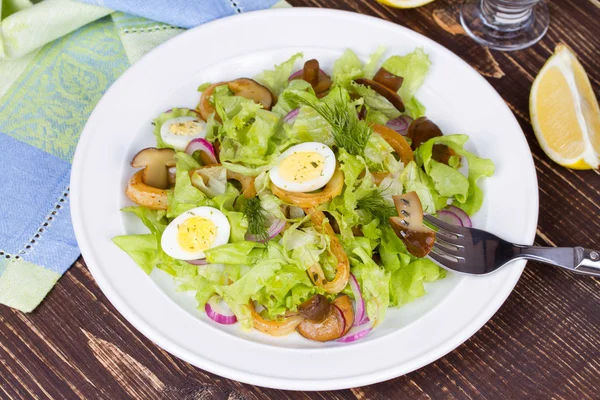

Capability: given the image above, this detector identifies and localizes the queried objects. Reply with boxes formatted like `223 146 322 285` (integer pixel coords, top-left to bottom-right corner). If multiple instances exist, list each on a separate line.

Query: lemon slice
530 44 600 169
376 0 435 9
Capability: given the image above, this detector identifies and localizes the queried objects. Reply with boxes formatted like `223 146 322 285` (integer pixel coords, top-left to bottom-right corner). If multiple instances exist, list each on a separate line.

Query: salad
113 48 494 343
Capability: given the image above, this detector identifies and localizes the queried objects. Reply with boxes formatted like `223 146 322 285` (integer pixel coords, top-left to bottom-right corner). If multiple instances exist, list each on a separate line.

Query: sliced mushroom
333 295 354 336
389 192 436 258
226 169 257 198
126 170 168 210
407 117 443 149
354 78 405 113
197 81 227 121
227 78 273 110
298 294 331 323
372 124 414 166
297 301 345 342
249 302 305 336
292 59 332 95
131 148 176 190
407 117 458 165
373 67 404 92
297 295 354 341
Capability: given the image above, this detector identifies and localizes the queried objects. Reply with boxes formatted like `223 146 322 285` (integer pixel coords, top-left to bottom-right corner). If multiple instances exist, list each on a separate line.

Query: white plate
71 9 538 390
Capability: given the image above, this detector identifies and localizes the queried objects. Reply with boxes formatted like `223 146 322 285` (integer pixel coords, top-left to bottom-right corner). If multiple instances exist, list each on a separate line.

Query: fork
423 215 600 277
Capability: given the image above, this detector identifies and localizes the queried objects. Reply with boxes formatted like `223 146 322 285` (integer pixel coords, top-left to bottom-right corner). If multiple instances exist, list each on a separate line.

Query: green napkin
0 0 289 312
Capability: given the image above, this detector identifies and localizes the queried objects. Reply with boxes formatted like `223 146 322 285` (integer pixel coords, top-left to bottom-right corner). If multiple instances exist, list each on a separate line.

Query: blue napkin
78 0 279 28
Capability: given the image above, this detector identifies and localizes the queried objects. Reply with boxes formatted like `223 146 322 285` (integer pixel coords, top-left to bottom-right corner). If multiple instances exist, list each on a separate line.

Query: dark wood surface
2 0 599 398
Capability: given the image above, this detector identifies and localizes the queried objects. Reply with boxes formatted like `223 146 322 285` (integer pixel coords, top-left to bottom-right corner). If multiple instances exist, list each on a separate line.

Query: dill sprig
357 189 397 225
243 196 269 242
290 92 372 157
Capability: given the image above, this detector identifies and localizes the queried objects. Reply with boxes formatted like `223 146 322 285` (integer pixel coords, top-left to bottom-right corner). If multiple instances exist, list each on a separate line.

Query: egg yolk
169 120 203 136
279 152 325 183
177 217 217 253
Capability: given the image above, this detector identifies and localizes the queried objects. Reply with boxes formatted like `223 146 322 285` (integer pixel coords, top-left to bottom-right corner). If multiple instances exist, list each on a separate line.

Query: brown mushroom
298 294 331 323
297 295 354 341
389 192 436 258
354 78 405 112
333 295 354 336
249 302 305 336
131 148 176 190
407 117 458 165
373 67 404 92
372 124 414 166
126 170 169 210
227 78 273 110
407 117 443 149
291 59 332 95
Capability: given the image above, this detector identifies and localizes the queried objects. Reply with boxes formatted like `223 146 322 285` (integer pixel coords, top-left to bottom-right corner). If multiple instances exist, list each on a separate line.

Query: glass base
460 1 550 51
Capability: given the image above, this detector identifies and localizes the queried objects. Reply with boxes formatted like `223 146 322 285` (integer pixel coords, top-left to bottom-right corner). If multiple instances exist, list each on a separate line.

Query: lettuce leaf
389 259 446 307
167 152 210 218
350 82 401 120
254 52 304 96
112 234 158 274
289 106 334 146
332 49 364 88
400 161 447 214
254 264 317 318
351 247 390 326
382 48 431 107
416 134 495 215
333 47 387 88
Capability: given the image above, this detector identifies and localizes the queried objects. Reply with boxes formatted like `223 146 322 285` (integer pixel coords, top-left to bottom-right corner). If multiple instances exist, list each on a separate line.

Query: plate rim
70 8 539 390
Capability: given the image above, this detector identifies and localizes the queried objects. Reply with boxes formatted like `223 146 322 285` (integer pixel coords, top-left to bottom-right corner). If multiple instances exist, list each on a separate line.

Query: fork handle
515 246 600 277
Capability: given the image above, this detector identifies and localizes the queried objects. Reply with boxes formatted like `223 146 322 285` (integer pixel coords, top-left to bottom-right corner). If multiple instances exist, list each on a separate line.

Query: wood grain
1 0 599 398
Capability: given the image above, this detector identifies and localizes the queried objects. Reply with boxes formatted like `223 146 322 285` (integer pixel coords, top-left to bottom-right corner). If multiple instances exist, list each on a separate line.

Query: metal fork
423 215 600 277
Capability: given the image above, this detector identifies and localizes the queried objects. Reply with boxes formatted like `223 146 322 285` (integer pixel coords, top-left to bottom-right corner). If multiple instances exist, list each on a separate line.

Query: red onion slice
288 68 328 81
444 205 472 228
185 138 218 164
283 108 300 125
186 258 208 266
336 322 373 343
349 273 368 326
205 296 237 325
386 116 413 136
245 219 286 242
437 210 463 227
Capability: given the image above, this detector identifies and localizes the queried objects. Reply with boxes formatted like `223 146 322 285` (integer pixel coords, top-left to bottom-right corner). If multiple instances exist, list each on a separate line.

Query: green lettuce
254 264 317 318
332 47 387 88
382 48 431 108
416 134 495 215
167 152 210 218
112 234 158 274
401 161 447 214
332 49 364 88
289 106 334 146
351 247 390 326
254 52 304 96
389 259 446 306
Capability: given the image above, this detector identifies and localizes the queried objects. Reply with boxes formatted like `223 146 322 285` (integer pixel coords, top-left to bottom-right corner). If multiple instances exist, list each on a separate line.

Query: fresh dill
357 189 397 225
290 91 372 157
243 196 269 242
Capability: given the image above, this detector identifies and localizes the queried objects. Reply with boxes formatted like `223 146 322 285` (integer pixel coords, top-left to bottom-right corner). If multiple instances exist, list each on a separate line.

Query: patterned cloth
0 0 287 312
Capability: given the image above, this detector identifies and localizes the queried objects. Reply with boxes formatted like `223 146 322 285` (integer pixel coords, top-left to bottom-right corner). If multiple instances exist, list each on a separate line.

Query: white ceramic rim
71 8 539 390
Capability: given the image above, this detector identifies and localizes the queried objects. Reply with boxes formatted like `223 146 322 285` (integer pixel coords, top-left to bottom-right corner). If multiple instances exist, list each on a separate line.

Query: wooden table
2 1 599 398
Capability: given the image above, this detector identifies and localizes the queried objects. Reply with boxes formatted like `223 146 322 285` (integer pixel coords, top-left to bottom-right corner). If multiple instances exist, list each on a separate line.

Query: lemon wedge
530 44 600 169
376 0 435 9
